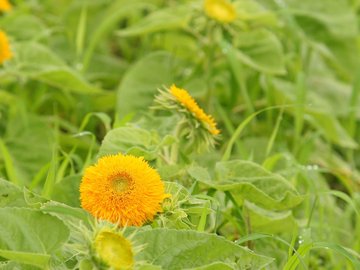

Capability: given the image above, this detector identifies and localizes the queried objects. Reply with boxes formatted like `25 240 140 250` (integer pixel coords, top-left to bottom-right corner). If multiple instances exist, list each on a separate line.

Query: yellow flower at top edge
0 0 12 12
80 153 168 227
170 84 220 135
204 0 237 23
94 228 134 270
0 30 12 64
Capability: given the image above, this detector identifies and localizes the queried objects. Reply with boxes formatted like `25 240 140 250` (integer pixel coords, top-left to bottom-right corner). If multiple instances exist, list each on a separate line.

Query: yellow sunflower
0 0 12 12
80 154 167 227
204 0 237 23
0 30 11 64
170 84 220 135
94 228 134 270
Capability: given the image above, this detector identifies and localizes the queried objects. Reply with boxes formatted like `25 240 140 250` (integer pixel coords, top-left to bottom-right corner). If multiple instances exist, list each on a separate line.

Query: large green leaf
243 201 297 234
40 201 91 226
117 5 190 37
285 0 357 39
0 208 69 268
51 174 81 207
82 0 156 68
0 179 27 207
234 29 285 74
14 43 103 94
235 0 278 27
186 262 235 270
1 115 54 185
1 14 46 41
98 126 158 159
132 228 273 269
189 161 303 210
116 51 180 118
306 112 358 149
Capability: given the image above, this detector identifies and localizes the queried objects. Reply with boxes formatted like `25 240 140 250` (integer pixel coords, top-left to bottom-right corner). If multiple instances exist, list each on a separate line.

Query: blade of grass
41 146 58 198
236 232 307 269
76 6 87 58
319 191 360 217
313 242 360 268
215 101 248 158
0 139 20 185
29 163 51 191
293 72 306 154
222 105 294 161
347 67 360 137
223 43 254 115
197 201 211 232
266 107 284 157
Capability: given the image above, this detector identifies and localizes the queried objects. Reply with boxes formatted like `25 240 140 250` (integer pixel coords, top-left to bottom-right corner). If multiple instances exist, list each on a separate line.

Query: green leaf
286 0 357 38
0 251 50 269
51 175 81 207
0 91 15 105
40 201 90 225
117 6 190 37
116 51 181 118
0 179 27 207
1 14 46 41
243 201 297 234
0 261 31 270
235 0 278 27
185 262 235 270
0 208 69 268
34 69 103 94
2 115 54 185
137 265 163 270
98 126 159 159
14 43 103 94
132 228 273 269
83 0 154 69
190 161 303 210
306 111 358 149
234 29 285 74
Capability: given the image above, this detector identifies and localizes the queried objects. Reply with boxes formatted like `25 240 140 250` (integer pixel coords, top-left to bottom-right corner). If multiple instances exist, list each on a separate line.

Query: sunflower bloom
94 228 134 270
170 84 220 135
80 154 167 226
0 31 11 64
204 0 236 23
0 0 12 12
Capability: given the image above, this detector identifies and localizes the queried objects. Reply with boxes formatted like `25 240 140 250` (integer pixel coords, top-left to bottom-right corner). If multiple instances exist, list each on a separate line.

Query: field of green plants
1 0 360 269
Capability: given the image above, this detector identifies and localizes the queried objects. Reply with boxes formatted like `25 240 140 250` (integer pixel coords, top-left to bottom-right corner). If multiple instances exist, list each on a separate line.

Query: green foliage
116 52 180 119
132 228 273 269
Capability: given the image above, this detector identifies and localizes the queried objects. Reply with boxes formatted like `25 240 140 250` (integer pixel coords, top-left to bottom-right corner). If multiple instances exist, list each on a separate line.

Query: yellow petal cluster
0 30 11 64
204 0 237 23
170 84 220 135
0 0 12 12
80 153 167 226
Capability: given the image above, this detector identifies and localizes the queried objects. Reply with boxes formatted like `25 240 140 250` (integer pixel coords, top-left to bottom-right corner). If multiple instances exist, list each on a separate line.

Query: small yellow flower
94 228 134 270
170 84 220 135
204 0 237 23
0 0 12 12
0 30 11 64
80 153 167 227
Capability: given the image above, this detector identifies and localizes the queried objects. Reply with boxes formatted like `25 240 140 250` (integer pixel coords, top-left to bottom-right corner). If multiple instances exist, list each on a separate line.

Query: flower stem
170 121 183 164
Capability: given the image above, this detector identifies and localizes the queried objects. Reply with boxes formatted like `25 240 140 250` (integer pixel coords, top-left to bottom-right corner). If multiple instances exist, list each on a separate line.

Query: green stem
170 121 183 164
204 22 217 110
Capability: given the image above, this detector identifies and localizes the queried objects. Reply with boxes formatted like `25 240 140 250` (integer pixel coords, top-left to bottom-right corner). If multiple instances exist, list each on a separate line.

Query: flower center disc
112 173 132 193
